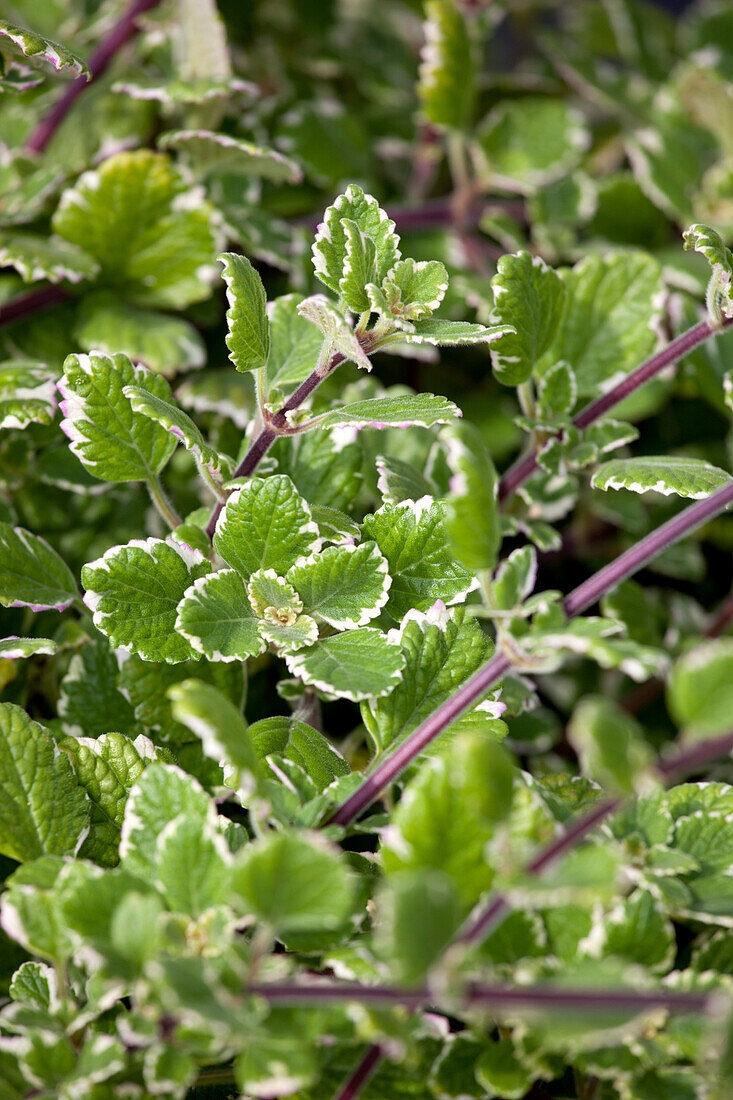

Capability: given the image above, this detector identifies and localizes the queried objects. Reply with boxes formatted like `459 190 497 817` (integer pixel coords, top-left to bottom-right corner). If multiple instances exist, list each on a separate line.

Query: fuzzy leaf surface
175 570 264 662
214 475 320 578
266 294 324 392
318 392 460 430
312 183 400 297
286 542 391 629
0 20 89 78
219 251 270 372
418 0 475 131
284 629 405 702
489 251 566 385
591 455 732 499
123 385 225 473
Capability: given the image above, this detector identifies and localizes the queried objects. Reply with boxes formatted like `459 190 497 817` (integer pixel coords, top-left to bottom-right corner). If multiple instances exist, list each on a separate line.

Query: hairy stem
25 0 164 154
248 978 711 1015
146 477 181 530
498 316 733 503
327 480 733 826
205 352 347 540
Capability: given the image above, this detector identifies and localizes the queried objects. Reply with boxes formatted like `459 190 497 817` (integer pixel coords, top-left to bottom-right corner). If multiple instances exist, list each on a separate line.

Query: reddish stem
498 316 733 503
0 284 69 326
25 0 163 154
333 1046 383 1100
327 481 733 827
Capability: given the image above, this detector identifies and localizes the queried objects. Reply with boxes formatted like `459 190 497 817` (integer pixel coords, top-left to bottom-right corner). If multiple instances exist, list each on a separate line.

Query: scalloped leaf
668 639 733 739
684 222 733 321
218 252 270 372
312 184 400 297
591 456 732 499
59 352 177 483
477 97 588 191
52 151 219 310
75 293 205 378
58 638 136 738
297 296 372 371
339 219 378 312
0 360 56 430
284 629 405 702
362 498 477 620
0 20 89 79
418 0 475 131
120 763 213 882
259 613 319 655
537 251 663 397
82 538 212 664
168 679 262 786
250 717 350 792
318 392 461 430
398 319 514 346
0 523 77 611
0 232 98 284
0 637 57 659
489 251 566 386
175 570 264 662
375 258 450 323
123 385 225 473
158 130 301 183
266 294 324 392
0 702 90 864
286 541 391 629
214 475 320 579
363 605 506 756
247 569 302 618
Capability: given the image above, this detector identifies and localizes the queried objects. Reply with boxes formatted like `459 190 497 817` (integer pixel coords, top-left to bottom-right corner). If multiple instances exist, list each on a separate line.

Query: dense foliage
0 1 732 1098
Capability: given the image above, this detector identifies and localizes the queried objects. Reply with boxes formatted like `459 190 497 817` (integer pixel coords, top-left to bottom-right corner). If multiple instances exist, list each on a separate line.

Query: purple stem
328 480 733 827
205 353 346 539
0 284 70 326
333 1046 384 1100
461 726 733 946
25 0 163 155
249 979 710 1016
498 316 733 503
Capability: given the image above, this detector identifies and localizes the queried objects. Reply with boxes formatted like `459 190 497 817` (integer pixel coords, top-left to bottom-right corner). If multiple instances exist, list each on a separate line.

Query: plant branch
498 316 733 503
327 480 733 827
249 978 711 1016
205 351 348 540
460 725 733 947
0 285 70 327
25 0 164 155
333 1045 384 1100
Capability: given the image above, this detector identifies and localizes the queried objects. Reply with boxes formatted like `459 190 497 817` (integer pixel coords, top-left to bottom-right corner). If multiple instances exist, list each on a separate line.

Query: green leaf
339 218 378 312
214 475 320 579
488 251 567 386
376 454 435 505
317 392 461 430
0 232 98 284
475 1039 532 1100
367 257 450 324
250 716 350 792
258 613 319 655
1 858 72 962
362 605 505 756
381 733 514 909
567 696 652 794
231 830 353 935
376 870 463 984
297 295 372 371
538 360 578 417
0 636 56 658
284 629 405 702
265 294 324 393
273 428 363 512
362 498 477 620
168 678 262 789
0 523 77 611
75 292 205 378
492 545 537 611
0 361 57 430
0 20 90 78
61 732 158 866
538 251 663 397
592 455 732 499
52 150 219 309
477 97 588 191
175 569 264 662
418 0 475 131
59 352 177 483
247 569 302 617
235 1018 319 1098
123 385 226 473
398 318 514 346
82 537 212 663
599 889 676 972
627 110 718 223
157 814 231 917
120 762 214 882
0 703 90 863
286 542 391 629
218 251 270 372
444 420 501 571
158 129 302 183
312 184 400 297
667 639 733 739
58 638 136 737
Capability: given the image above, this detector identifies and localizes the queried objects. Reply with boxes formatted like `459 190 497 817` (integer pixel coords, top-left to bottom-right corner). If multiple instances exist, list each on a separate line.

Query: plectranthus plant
0 3 732 1100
